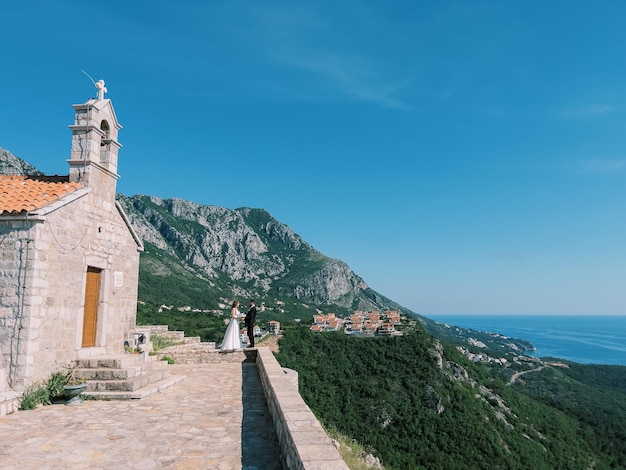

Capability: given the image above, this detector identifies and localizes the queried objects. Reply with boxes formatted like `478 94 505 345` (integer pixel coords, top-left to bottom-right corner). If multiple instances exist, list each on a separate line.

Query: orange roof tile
0 175 82 214
0 175 81 215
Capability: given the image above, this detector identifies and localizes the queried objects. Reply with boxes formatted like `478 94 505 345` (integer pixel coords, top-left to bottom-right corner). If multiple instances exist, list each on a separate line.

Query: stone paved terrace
0 360 282 469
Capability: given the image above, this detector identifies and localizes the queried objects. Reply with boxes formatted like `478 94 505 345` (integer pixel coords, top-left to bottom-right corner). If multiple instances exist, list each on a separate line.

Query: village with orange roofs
310 310 405 337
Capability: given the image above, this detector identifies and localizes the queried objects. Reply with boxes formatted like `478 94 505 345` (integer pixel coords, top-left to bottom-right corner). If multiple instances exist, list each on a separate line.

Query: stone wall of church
3 190 141 391
0 221 34 391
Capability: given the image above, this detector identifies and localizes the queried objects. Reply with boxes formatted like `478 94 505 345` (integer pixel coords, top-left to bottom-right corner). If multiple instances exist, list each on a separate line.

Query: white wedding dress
221 308 242 350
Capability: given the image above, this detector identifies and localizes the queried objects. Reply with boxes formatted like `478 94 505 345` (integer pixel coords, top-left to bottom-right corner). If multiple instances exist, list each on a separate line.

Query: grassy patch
151 334 178 351
325 427 385 470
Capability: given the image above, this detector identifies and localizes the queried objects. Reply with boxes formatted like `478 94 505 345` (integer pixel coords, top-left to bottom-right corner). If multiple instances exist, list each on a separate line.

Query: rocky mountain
0 148 43 176
117 194 404 315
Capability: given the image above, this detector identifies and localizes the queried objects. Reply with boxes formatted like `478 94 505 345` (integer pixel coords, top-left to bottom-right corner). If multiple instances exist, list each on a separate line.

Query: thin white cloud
557 104 615 119
573 210 626 230
279 52 408 109
237 3 409 109
575 159 626 174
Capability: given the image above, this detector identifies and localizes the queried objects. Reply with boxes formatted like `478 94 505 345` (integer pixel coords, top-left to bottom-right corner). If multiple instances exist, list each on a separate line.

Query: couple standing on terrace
220 299 257 351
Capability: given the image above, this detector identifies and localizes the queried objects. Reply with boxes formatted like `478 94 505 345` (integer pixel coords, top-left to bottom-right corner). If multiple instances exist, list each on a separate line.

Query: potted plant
124 340 143 354
62 361 87 406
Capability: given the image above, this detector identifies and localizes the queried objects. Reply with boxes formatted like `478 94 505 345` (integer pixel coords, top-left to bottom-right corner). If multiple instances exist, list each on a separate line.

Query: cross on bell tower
95 79 107 100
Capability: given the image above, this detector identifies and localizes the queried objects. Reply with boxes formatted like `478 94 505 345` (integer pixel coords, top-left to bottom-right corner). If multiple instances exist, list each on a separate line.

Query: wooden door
82 267 101 347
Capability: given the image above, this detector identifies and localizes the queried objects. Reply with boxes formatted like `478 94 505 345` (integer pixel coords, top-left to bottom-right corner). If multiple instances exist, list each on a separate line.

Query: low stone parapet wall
141 325 170 333
255 347 348 470
155 343 237 364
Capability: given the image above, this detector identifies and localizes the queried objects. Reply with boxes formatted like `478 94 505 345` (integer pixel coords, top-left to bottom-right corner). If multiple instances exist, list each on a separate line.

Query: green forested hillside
275 327 617 470
513 363 626 468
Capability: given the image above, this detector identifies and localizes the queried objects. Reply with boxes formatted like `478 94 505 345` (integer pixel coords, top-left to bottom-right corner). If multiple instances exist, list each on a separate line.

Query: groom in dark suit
245 299 257 347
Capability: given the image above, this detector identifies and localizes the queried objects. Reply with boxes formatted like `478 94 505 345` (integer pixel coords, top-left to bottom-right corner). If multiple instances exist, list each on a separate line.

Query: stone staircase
138 324 249 364
78 353 184 400
73 325 250 400
141 327 203 346
156 341 250 364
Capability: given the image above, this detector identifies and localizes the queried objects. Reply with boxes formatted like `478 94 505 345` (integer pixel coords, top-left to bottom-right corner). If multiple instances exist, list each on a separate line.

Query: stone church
0 83 143 411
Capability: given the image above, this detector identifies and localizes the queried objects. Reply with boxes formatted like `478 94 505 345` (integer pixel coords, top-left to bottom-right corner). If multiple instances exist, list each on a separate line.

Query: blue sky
2 1 625 315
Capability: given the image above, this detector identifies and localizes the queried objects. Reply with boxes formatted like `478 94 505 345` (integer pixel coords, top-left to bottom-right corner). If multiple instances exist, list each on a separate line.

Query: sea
427 314 626 366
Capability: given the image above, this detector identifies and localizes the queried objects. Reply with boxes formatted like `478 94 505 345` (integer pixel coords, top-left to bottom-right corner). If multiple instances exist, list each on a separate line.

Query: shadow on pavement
241 359 284 470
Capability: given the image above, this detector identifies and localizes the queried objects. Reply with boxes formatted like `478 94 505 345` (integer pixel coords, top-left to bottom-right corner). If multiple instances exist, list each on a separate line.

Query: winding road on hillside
508 366 545 386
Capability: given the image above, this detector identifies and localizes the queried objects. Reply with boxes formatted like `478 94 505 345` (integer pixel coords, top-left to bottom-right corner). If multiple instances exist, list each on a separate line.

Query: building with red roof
0 85 143 407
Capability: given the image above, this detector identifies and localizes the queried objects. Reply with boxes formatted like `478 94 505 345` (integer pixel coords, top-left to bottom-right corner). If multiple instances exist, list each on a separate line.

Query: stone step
78 354 151 369
86 368 170 392
182 336 202 344
160 342 217 352
155 331 186 342
73 352 182 399
77 365 143 381
151 332 202 345
76 359 169 380
159 349 249 364
82 374 185 400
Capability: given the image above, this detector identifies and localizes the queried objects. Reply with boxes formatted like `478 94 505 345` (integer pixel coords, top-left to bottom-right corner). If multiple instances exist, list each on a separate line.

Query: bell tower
68 80 122 193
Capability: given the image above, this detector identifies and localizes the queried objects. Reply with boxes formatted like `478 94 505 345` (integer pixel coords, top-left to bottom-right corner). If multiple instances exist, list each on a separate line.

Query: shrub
160 356 175 364
19 370 81 410
46 372 67 399
19 383 50 410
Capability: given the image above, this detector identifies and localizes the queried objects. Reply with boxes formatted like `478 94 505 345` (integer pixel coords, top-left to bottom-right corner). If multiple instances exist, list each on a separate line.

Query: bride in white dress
220 300 242 350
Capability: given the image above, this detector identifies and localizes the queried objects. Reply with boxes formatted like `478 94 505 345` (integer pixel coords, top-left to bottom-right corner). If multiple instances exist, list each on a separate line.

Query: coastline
427 314 626 366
